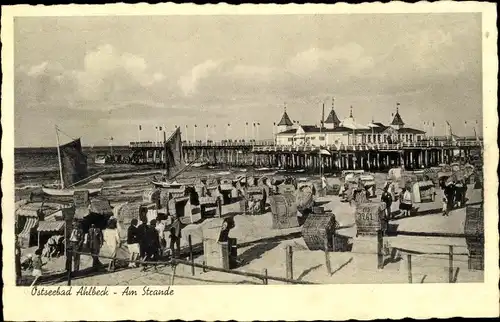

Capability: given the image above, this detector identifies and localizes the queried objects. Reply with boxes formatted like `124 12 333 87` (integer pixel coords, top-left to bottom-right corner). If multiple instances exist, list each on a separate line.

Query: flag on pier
159 126 162 131
139 125 142 131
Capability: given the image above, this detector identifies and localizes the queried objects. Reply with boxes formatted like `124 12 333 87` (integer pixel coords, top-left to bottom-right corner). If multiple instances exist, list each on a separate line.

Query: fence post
188 235 195 276
285 245 293 281
170 263 177 286
448 245 454 283
66 248 72 286
324 235 332 275
377 229 384 269
262 268 268 285
407 254 412 283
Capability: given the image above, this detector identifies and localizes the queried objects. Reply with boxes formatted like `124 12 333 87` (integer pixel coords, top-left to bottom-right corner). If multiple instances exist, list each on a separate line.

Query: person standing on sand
381 187 393 220
15 235 22 285
127 218 140 268
69 220 84 272
136 218 149 267
443 182 455 216
399 187 413 217
167 215 182 259
88 224 104 270
103 218 121 272
141 219 160 272
30 248 47 286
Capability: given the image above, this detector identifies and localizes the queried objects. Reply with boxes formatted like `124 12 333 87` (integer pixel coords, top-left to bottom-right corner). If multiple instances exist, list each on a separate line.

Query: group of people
126 214 183 271
67 219 121 272
440 177 467 216
380 182 413 220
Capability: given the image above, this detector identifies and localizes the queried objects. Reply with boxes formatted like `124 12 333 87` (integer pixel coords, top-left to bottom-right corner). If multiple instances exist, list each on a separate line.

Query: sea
14 146 142 188
13 146 266 199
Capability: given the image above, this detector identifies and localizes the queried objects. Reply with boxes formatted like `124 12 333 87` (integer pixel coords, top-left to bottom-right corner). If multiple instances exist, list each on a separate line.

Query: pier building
128 102 482 172
275 103 426 147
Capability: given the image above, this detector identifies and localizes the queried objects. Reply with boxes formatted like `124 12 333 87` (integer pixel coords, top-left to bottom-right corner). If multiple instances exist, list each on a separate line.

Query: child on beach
30 248 47 286
442 197 449 216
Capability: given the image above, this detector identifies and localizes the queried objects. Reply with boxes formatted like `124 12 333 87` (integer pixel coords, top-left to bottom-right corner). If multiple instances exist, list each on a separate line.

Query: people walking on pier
127 218 140 268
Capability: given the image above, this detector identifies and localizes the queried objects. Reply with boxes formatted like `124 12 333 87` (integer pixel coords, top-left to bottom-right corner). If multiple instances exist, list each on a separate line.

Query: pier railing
252 140 482 152
130 140 275 148
130 139 482 150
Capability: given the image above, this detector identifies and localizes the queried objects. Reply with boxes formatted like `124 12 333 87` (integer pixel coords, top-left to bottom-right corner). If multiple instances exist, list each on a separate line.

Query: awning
16 202 65 218
19 217 38 236
89 199 113 215
37 221 65 232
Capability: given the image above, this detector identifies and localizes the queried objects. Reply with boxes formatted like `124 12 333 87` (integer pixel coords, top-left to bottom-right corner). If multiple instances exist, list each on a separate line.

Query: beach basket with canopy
387 167 403 181
359 174 377 198
411 180 436 203
301 207 338 251
296 184 315 213
464 204 484 270
268 193 300 229
354 202 386 236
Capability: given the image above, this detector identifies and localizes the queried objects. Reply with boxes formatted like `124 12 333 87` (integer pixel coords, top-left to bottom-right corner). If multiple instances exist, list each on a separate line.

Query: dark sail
59 138 89 187
165 127 184 178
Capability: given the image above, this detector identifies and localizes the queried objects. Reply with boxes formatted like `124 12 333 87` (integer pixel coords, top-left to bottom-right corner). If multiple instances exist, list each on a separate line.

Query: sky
14 13 483 147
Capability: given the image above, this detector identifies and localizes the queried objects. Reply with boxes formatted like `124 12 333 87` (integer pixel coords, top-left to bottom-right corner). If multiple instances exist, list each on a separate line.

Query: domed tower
324 97 341 130
277 104 294 133
390 102 405 130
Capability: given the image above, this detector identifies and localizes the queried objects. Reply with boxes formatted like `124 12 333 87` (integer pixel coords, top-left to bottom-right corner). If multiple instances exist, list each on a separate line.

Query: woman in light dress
103 218 121 272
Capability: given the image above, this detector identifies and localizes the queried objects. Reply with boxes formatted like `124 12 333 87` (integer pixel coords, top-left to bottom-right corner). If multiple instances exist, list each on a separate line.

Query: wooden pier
129 139 482 171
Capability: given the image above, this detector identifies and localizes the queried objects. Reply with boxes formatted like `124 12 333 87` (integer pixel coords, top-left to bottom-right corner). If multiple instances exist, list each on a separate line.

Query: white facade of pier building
275 104 426 147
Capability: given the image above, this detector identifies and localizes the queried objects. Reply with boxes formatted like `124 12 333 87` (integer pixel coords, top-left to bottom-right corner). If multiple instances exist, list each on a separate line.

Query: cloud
178 59 221 96
16 45 172 111
287 43 375 76
74 44 165 101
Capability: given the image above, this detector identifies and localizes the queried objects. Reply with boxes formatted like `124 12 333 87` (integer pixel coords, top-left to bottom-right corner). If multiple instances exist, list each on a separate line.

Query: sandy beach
18 170 484 286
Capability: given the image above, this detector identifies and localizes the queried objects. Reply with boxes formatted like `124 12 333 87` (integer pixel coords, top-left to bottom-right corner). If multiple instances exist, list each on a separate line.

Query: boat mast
55 126 65 189
164 130 168 177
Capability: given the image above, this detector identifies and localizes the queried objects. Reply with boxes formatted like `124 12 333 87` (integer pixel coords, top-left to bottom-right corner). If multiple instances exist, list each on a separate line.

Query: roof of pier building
390 105 405 126
277 110 293 126
276 123 425 135
324 108 341 125
277 125 360 135
275 103 425 136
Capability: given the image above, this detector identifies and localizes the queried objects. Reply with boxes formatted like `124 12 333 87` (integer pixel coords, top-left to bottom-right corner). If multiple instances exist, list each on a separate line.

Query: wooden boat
42 126 104 197
94 155 107 164
151 181 184 189
42 186 102 197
